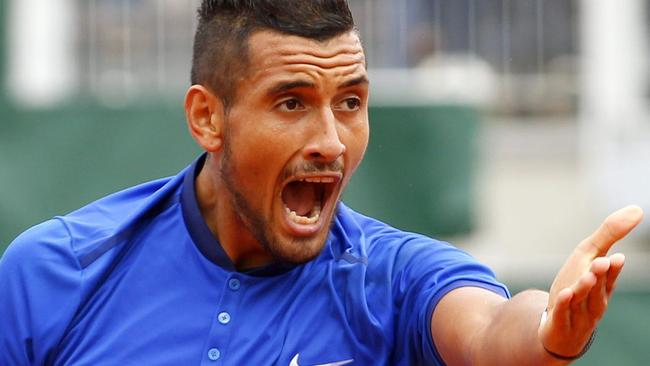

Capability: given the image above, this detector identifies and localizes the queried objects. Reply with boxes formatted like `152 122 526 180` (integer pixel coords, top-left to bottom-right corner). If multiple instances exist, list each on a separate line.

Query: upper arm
384 234 509 365
431 287 507 366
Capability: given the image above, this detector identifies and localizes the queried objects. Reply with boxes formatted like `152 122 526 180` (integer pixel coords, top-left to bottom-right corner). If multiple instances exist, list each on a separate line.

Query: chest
49 260 391 365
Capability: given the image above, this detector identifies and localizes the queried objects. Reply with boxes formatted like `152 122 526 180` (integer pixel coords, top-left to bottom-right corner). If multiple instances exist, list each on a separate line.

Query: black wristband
543 328 597 361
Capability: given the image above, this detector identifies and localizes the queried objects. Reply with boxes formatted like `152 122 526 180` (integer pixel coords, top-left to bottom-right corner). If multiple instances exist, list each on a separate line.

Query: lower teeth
285 204 321 225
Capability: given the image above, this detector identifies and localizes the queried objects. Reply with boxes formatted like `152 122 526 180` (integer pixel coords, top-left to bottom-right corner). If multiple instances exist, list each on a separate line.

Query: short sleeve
391 237 510 365
0 219 83 365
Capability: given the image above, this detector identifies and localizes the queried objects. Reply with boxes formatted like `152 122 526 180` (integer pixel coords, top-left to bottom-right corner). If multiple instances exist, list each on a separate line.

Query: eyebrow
339 75 369 89
267 75 370 97
267 80 315 96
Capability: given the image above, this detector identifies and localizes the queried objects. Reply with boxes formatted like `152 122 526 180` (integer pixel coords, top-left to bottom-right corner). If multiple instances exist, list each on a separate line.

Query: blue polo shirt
0 155 509 365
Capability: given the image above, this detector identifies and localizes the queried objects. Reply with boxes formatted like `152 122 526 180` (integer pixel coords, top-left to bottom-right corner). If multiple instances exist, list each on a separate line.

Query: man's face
219 30 369 264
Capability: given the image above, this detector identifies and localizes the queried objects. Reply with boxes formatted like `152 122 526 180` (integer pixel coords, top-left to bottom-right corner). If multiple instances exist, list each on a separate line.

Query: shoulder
333 203 469 265
1 217 82 317
1 218 77 275
3 175 181 271
63 175 176 231
60 174 184 265
333 203 508 299
0 173 185 364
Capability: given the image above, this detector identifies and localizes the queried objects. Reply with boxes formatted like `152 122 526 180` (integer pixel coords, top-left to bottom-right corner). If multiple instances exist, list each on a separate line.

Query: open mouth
281 176 339 227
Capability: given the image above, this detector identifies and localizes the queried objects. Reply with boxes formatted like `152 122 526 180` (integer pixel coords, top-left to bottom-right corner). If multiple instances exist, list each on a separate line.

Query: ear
184 85 225 152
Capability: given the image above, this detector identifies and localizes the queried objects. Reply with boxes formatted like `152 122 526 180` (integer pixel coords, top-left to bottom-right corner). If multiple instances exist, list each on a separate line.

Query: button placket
204 275 244 364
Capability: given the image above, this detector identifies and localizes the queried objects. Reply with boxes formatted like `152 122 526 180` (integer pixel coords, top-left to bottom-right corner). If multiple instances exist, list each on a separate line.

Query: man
0 1 643 365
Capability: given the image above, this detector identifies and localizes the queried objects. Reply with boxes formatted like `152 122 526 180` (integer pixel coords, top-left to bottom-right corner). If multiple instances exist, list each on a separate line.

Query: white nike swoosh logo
289 353 354 366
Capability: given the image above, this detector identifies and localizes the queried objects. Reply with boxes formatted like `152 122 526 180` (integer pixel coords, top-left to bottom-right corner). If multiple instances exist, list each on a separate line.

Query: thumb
576 205 643 258
549 205 642 303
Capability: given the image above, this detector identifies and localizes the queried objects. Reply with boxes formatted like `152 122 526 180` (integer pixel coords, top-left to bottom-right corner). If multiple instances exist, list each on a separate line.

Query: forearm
470 289 569 366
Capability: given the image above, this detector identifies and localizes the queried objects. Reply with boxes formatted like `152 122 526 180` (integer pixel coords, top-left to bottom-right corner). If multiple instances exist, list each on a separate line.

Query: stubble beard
219 132 334 265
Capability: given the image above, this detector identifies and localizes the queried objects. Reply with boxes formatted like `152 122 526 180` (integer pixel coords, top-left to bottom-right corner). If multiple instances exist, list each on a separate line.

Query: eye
278 98 305 112
335 97 362 112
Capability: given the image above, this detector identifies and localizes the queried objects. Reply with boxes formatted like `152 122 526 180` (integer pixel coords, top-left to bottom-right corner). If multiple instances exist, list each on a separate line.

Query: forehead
245 30 367 84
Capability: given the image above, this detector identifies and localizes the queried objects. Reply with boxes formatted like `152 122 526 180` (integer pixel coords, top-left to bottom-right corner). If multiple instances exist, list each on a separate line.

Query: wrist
539 309 597 361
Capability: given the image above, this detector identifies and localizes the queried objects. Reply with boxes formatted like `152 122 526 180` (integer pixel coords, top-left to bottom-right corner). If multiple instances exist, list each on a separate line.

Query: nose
303 108 346 162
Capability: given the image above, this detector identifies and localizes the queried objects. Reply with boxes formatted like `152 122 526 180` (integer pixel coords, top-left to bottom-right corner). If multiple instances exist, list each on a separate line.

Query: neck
195 155 273 270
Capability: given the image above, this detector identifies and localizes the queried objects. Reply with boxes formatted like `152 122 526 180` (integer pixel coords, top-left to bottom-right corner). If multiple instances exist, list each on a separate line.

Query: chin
265 227 332 265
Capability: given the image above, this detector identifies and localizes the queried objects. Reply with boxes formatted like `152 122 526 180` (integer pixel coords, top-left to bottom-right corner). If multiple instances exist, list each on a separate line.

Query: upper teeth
301 177 335 183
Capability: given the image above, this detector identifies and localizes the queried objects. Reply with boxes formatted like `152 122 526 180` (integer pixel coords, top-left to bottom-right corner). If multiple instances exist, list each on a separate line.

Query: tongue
282 182 316 217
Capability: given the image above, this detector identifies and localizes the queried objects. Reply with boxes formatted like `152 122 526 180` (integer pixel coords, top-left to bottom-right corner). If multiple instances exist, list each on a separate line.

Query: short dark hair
191 0 355 109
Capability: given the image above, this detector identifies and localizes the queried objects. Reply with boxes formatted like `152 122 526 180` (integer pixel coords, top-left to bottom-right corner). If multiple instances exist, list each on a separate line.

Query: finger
606 253 626 296
586 260 609 316
570 272 597 306
577 205 643 257
590 257 611 276
550 288 573 330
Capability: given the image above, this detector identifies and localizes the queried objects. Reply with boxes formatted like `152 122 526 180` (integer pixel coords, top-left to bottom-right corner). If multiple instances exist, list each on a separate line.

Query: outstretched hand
538 205 644 359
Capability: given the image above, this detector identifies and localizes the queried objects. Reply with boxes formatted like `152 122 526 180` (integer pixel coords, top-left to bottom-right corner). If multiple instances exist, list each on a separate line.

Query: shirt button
218 312 231 325
228 278 240 291
207 348 220 361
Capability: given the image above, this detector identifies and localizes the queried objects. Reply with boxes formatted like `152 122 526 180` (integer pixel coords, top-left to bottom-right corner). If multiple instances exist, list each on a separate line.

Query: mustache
283 160 344 180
